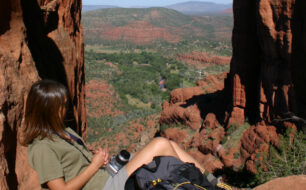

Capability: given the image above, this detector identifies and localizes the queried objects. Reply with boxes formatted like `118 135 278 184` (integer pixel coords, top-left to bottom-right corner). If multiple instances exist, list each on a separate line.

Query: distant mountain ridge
83 1 232 15
166 1 232 16
82 5 119 12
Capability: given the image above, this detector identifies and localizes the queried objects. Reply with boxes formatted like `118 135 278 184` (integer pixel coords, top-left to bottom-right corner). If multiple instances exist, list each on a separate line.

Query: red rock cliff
223 0 306 174
220 0 306 173
0 0 85 189
228 0 306 125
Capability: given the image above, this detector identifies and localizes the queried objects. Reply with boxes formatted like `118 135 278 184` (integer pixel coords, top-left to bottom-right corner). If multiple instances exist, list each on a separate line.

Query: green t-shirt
27 128 109 190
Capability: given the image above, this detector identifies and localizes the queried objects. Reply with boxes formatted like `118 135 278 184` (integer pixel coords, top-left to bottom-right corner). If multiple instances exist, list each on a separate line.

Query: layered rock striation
0 0 85 189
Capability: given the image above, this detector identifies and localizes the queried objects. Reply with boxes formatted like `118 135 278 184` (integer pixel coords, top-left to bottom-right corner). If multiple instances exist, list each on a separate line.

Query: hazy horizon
83 0 233 7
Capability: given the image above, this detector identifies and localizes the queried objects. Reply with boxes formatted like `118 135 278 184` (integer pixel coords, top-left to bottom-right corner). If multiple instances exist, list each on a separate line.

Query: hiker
23 79 208 190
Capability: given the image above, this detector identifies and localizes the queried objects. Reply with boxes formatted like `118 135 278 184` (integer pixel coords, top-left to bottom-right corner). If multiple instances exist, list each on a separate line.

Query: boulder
254 175 306 190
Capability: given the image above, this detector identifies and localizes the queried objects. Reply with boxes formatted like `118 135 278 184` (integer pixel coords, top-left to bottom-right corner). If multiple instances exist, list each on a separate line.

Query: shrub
255 129 306 184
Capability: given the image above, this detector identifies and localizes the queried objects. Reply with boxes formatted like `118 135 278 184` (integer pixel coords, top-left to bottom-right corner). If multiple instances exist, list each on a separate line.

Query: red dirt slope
100 21 181 45
86 80 123 117
177 52 231 69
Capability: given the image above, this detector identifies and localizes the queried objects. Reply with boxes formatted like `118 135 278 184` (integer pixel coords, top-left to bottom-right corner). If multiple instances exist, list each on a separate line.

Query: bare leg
169 141 205 173
125 137 205 176
125 137 179 175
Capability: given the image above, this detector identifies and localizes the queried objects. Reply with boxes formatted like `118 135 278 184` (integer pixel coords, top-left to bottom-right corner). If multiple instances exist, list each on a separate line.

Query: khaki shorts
102 166 129 190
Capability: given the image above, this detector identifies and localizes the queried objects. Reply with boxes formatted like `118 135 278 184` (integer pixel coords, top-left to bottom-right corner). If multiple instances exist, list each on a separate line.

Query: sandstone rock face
254 175 306 190
229 0 306 124
0 0 85 189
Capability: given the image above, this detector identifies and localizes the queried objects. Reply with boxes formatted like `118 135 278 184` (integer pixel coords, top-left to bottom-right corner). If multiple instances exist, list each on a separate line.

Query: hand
91 147 109 169
95 147 109 165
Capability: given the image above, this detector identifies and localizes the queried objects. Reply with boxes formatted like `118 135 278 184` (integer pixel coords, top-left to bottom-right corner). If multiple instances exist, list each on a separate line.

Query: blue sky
83 0 233 7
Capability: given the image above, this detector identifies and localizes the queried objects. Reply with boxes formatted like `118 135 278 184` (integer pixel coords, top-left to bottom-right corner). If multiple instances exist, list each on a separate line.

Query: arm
47 148 109 190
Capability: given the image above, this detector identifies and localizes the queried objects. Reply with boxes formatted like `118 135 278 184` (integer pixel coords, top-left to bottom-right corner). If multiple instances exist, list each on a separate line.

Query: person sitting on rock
23 79 208 190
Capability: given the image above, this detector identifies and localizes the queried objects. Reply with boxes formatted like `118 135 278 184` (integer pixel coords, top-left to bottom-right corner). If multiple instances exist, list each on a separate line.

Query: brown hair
23 80 69 145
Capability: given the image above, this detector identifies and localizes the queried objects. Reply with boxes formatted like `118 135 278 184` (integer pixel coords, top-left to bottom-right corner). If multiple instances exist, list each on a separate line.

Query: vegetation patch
126 94 151 109
222 123 250 150
255 129 306 185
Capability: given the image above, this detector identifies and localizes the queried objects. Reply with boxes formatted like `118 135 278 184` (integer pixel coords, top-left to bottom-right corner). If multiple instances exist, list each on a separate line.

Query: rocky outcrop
160 73 226 130
0 0 85 189
159 74 228 172
228 0 306 125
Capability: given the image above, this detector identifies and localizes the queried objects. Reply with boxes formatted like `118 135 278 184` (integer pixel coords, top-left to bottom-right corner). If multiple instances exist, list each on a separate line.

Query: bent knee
151 137 171 149
147 137 179 157
169 140 178 147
